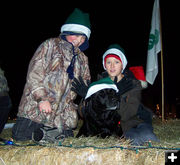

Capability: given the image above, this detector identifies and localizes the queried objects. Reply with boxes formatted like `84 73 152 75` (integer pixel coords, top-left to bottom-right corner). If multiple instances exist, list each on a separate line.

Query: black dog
76 88 123 138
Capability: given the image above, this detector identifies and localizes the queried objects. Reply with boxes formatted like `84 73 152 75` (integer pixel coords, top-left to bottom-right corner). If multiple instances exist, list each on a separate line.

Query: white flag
146 0 161 85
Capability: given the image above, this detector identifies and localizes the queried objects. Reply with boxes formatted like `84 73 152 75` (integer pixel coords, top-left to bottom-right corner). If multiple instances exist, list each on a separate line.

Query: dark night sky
1 0 179 116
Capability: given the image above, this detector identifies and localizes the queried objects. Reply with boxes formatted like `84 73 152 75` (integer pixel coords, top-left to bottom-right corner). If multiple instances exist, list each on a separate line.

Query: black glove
71 76 91 98
114 76 134 95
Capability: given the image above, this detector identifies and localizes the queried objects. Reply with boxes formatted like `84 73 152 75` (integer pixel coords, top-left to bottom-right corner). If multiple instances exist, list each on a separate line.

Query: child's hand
71 76 91 98
114 77 134 95
39 101 52 113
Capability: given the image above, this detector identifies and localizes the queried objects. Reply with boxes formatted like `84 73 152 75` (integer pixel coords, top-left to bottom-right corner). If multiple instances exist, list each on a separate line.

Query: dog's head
77 88 122 138
84 77 119 113
89 88 120 113
77 77 122 138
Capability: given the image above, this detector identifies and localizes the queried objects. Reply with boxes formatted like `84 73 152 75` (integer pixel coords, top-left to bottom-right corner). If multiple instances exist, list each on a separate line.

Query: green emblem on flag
148 29 160 50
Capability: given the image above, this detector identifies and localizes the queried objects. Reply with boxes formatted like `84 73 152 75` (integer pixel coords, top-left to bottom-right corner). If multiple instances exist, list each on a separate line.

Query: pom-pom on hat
102 44 127 72
60 8 91 51
129 66 148 88
85 77 119 99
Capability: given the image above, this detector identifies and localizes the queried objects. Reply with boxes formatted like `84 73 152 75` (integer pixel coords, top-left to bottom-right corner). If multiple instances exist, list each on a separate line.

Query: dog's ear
77 98 93 119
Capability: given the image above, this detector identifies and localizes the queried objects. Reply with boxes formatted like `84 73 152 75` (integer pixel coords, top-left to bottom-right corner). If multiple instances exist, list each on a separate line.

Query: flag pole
160 40 164 122
159 1 164 122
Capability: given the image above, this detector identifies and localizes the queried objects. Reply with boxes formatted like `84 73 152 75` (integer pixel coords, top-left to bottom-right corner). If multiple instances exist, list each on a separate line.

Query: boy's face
66 35 86 48
105 57 123 79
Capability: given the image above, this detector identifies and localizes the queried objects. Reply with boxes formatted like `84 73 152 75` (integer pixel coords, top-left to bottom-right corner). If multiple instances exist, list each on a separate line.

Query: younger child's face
66 35 86 48
105 57 123 78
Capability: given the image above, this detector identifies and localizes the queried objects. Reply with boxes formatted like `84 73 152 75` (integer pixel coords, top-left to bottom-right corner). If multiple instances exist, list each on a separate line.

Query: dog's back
76 89 123 138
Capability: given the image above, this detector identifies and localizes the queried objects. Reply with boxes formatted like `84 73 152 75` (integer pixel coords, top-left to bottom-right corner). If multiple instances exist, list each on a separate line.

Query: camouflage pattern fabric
0 67 9 93
17 37 91 132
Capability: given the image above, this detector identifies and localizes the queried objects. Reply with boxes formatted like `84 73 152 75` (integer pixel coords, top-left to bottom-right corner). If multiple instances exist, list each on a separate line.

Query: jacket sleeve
83 60 91 83
26 40 52 102
0 68 9 93
117 80 142 122
80 53 91 83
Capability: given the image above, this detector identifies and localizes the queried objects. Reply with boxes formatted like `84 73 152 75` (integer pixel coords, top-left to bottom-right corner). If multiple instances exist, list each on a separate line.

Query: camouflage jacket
17 37 91 130
0 67 9 94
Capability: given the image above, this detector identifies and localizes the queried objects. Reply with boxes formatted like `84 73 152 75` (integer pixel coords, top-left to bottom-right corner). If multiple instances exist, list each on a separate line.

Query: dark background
1 0 179 118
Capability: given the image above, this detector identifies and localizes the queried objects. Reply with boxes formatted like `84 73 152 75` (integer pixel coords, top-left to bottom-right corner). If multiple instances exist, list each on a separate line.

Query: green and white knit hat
61 8 91 39
102 44 128 72
85 77 119 99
